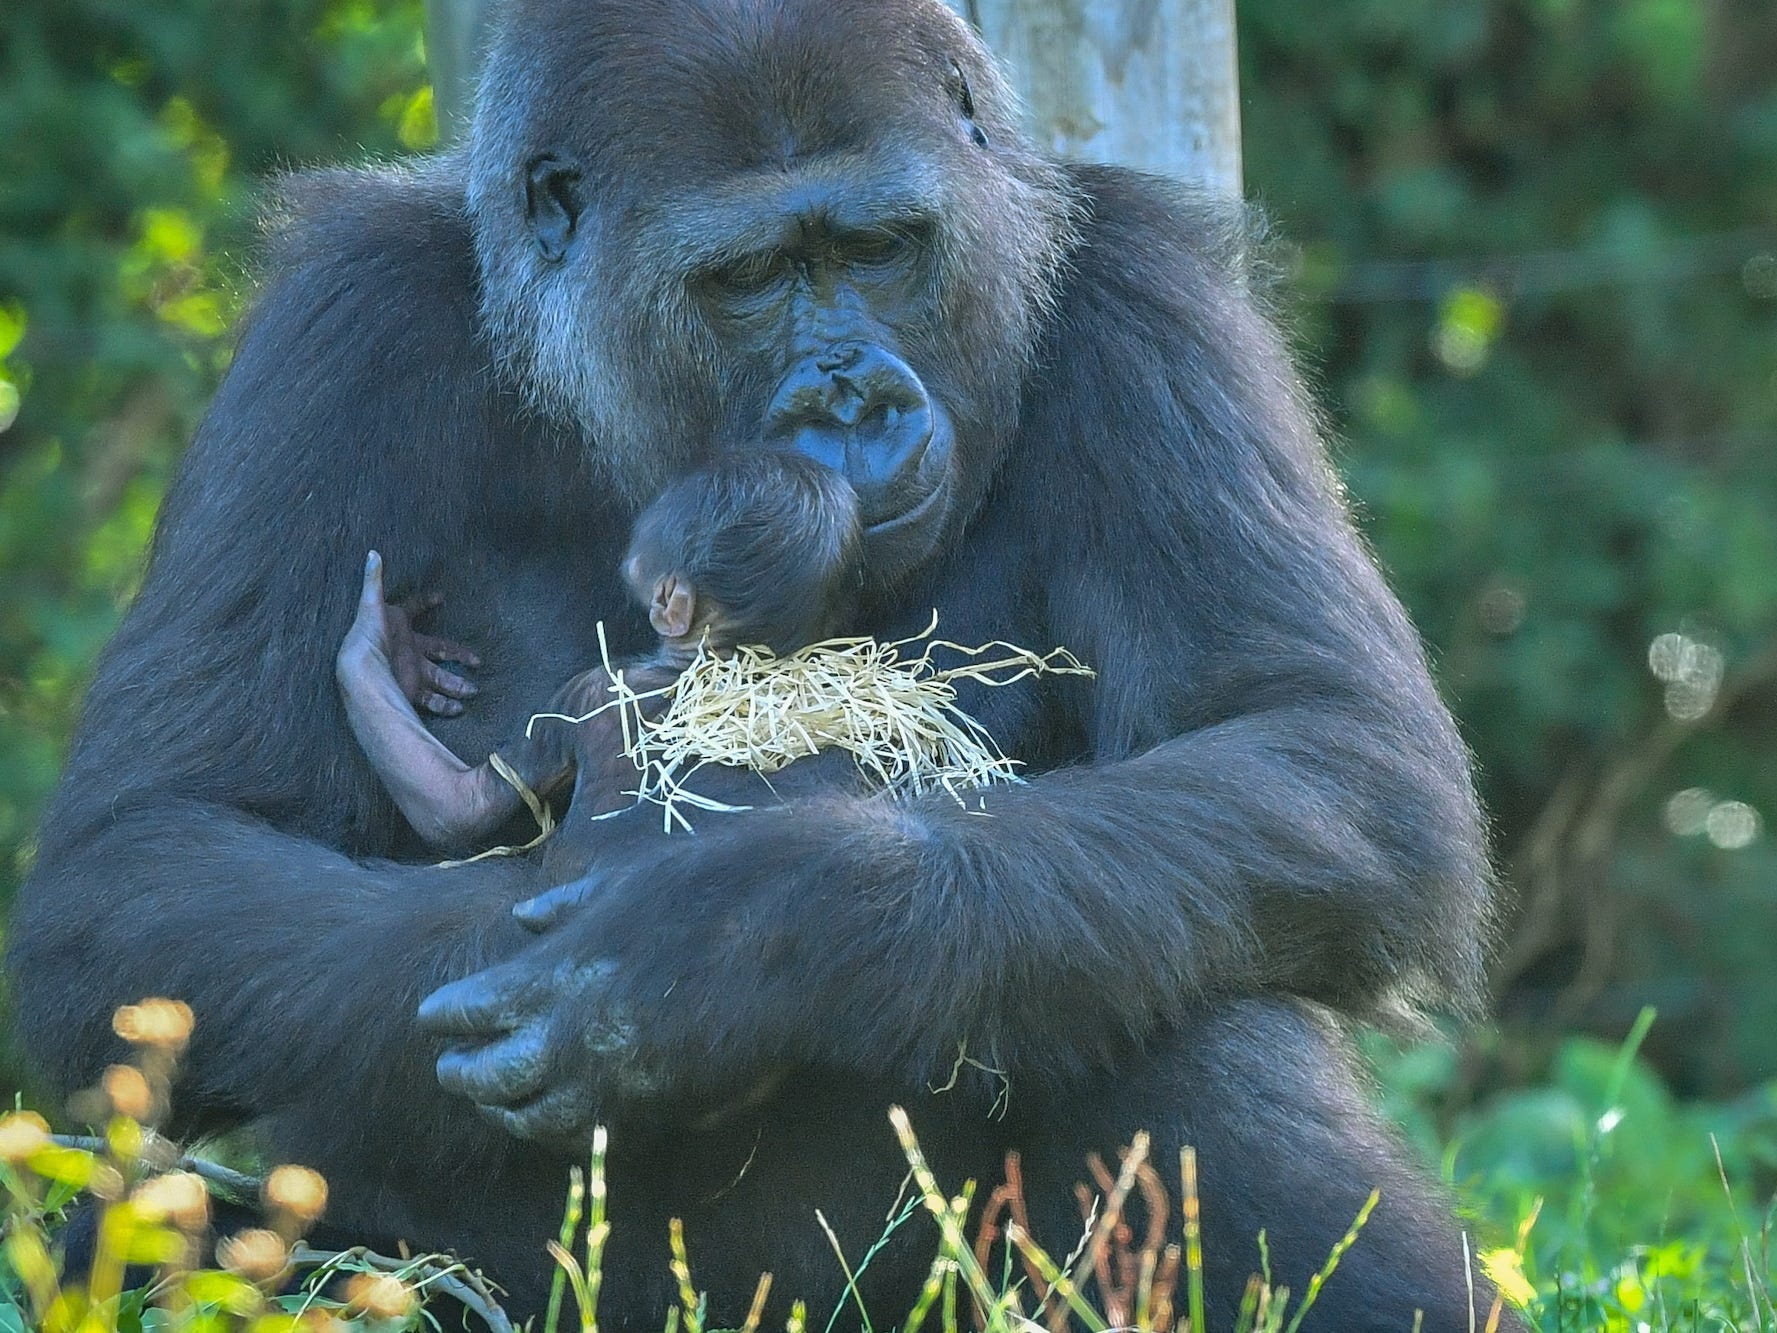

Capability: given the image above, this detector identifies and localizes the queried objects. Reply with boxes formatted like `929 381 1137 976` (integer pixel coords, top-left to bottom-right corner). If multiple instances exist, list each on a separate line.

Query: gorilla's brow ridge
650 162 947 272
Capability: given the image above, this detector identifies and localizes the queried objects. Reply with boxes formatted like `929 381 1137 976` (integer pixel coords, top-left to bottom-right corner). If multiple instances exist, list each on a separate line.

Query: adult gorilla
11 0 1512 1326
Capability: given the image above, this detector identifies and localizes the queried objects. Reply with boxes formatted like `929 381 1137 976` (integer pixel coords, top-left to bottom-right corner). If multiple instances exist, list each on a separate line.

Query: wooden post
425 0 497 142
425 0 1243 196
950 0 1242 197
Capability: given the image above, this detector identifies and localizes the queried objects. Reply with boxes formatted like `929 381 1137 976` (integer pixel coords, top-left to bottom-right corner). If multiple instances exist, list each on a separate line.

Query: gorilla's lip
864 473 946 538
860 463 951 587
861 403 953 539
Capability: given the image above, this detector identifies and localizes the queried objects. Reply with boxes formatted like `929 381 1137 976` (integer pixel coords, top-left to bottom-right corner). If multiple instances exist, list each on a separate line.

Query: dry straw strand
436 751 557 868
525 613 1093 834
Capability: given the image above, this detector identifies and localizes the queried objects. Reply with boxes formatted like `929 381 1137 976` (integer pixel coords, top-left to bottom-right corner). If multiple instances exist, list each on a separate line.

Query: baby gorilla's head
623 452 863 658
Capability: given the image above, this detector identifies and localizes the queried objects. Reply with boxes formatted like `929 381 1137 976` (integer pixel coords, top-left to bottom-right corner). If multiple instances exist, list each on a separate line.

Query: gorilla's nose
764 342 934 520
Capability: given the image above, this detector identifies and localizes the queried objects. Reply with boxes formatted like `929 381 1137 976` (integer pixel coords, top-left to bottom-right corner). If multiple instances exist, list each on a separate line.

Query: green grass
5 1002 1777 1332
1371 1008 1777 1329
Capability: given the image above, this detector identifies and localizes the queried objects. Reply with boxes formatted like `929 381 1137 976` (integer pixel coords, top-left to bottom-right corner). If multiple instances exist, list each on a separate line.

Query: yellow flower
217 1228 289 1284
0 1112 50 1163
265 1164 329 1227
113 998 195 1050
345 1272 415 1321
102 1064 156 1121
131 1171 210 1232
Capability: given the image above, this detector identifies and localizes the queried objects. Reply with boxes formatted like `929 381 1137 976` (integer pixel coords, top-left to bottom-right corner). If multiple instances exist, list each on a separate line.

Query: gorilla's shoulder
1018 165 1320 509
175 155 493 521
230 155 482 365
259 155 474 291
1057 162 1267 305
195 156 489 446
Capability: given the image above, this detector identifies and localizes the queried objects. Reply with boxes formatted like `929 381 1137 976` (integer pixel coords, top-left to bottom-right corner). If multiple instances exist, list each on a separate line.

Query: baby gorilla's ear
649 574 697 639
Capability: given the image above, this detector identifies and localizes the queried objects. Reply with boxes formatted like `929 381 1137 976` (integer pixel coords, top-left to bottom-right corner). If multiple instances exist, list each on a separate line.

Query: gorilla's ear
950 62 989 148
525 155 584 262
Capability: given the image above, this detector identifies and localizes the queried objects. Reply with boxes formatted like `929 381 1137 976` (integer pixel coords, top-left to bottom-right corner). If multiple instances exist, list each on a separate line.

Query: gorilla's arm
6 164 573 1166
338 551 537 850
418 170 1495 1134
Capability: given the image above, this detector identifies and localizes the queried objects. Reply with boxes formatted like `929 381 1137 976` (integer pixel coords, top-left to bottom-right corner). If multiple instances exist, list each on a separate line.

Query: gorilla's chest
874 545 1081 774
422 518 647 765
421 504 1075 778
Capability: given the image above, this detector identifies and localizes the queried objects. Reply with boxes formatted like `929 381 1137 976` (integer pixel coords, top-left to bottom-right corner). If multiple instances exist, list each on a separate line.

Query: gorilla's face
468 0 1078 584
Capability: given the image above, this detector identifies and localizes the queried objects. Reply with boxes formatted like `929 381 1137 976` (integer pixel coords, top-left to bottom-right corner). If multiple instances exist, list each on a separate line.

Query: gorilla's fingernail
417 988 465 1027
512 900 554 929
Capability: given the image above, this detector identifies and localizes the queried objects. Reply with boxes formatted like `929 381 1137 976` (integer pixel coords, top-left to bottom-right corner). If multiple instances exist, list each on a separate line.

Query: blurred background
1 0 1775 1312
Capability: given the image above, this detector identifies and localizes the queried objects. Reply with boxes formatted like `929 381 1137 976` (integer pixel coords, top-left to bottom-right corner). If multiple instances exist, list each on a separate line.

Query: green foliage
0 0 430 965
1371 1014 1777 1326
0 1117 447 1333
0 1003 443 1332
1242 0 1777 1085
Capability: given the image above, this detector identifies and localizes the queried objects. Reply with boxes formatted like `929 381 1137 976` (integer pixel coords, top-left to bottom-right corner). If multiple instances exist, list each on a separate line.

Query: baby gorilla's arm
336 552 517 849
493 662 681 818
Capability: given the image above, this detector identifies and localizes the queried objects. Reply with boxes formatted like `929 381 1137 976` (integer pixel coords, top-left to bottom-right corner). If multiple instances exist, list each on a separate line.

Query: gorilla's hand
417 950 662 1144
416 801 910 1140
340 551 481 717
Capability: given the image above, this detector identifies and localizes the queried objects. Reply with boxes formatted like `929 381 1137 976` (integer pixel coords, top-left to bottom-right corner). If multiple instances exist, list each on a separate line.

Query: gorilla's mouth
863 479 945 536
857 409 955 581
765 343 949 520
863 446 949 537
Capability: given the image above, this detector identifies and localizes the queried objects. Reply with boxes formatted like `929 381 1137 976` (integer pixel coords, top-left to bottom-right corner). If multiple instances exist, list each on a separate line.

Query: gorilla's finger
417 972 525 1037
422 661 479 699
483 1087 593 1143
437 1029 551 1105
416 635 481 668
513 880 595 932
356 551 386 620
418 692 465 717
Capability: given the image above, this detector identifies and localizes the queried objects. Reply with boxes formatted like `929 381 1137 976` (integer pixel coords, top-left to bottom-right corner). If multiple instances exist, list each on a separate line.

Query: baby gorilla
337 452 862 853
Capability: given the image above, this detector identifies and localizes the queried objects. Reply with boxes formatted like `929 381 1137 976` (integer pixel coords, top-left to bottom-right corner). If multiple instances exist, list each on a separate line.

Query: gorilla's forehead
501 0 972 177
647 156 948 265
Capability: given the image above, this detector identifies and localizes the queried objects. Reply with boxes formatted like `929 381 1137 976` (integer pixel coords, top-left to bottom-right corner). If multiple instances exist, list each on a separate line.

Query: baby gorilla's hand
524 660 687 819
339 551 482 717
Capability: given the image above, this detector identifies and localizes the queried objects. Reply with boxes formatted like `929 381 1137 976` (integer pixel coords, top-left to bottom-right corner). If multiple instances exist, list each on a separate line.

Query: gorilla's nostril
764 343 936 519
815 344 864 374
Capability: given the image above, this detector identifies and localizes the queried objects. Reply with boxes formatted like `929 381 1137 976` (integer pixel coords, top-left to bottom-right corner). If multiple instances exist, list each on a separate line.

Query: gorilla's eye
847 229 911 267
845 222 932 275
708 253 784 299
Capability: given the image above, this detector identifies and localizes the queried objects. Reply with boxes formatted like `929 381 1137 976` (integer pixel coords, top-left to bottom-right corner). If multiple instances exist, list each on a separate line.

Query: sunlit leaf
181 1271 264 1315
1478 1248 1536 1308
0 304 26 362
25 1145 95 1188
397 84 438 151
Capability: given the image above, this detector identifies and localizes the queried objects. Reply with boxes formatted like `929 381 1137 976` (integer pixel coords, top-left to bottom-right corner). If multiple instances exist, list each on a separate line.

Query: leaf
0 304 25 362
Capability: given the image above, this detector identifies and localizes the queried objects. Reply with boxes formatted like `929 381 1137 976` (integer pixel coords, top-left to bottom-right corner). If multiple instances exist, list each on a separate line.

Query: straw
526 614 1093 834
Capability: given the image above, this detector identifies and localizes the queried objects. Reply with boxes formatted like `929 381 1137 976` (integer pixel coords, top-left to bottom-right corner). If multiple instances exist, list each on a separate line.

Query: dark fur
626 452 863 653
10 1 1510 1327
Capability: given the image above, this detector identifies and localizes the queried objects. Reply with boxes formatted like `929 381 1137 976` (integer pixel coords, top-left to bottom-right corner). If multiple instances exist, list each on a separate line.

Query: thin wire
1323 225 1776 304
